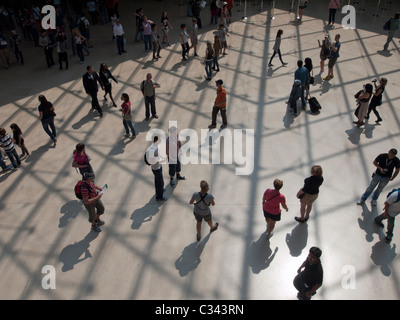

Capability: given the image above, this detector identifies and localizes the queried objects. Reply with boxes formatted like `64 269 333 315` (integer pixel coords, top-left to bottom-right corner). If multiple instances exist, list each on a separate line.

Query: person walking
166 126 186 187
0 128 21 171
151 23 161 61
208 79 227 129
318 34 330 74
357 149 400 207
82 65 105 118
79 172 105 232
38 95 57 146
55 29 68 70
262 179 288 239
293 246 323 300
135 8 144 42
212 34 221 72
323 34 341 81
140 73 160 120
74 31 86 64
146 136 166 201
39 30 55 68
203 41 214 81
99 63 118 107
366 77 387 124
268 29 288 67
217 23 229 55
180 23 190 60
375 188 400 243
353 83 373 127
119 93 136 138
190 18 199 57
295 165 324 223
328 0 340 26
191 0 202 29
10 30 24 66
383 12 400 51
10 123 29 158
297 0 309 21
113 19 126 55
189 180 219 241
72 143 94 176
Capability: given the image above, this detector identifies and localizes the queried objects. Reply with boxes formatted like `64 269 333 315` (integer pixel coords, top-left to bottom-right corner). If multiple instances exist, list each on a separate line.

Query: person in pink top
328 0 340 26
262 179 288 239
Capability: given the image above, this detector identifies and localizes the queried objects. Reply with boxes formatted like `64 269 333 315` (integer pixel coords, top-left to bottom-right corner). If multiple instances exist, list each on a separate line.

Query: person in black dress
99 63 118 108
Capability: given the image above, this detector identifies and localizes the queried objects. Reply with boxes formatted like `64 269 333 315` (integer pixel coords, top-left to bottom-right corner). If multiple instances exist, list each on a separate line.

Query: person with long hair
268 29 287 67
72 143 94 176
366 77 387 123
10 123 29 158
353 83 373 127
295 165 324 223
120 93 136 138
160 11 172 46
99 63 118 108
37 95 57 146
203 41 214 80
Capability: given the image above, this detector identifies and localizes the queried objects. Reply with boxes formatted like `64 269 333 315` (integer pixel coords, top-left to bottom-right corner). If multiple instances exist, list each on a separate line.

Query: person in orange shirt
208 79 227 129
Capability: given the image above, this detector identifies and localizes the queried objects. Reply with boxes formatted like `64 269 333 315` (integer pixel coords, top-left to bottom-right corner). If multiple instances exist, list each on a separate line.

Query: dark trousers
211 106 227 126
169 160 182 177
145 95 157 118
116 35 125 54
152 167 164 200
269 49 284 64
41 117 57 141
44 47 54 67
76 43 84 61
181 42 189 58
14 50 24 64
153 41 161 58
293 273 311 300
376 213 395 240
58 52 68 69
367 102 382 121
90 92 103 116
328 8 337 24
5 148 21 169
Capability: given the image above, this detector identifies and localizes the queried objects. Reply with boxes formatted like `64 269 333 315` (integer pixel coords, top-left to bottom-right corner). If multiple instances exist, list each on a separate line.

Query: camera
372 79 377 82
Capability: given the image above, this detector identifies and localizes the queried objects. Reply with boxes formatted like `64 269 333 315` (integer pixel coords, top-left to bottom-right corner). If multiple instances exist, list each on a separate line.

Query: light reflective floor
0 0 399 300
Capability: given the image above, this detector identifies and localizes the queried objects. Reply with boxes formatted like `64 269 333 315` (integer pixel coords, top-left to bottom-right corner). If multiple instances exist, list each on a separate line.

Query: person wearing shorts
295 165 324 223
262 179 288 239
323 34 340 81
190 180 219 241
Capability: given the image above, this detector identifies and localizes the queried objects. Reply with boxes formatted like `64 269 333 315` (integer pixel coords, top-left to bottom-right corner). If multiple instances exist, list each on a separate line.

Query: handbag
124 112 132 121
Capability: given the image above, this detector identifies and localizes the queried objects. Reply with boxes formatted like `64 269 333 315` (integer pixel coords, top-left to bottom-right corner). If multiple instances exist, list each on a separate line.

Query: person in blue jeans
203 41 214 80
0 128 21 171
142 16 153 51
294 60 310 109
357 149 400 206
38 95 57 146
146 136 166 201
0 150 8 172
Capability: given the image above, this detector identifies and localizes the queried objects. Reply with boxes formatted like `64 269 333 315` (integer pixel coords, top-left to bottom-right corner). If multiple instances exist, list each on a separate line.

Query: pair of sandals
197 223 219 241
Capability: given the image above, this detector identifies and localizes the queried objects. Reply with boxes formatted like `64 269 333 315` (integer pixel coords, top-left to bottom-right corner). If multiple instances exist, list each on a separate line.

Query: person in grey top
268 29 287 67
189 180 219 241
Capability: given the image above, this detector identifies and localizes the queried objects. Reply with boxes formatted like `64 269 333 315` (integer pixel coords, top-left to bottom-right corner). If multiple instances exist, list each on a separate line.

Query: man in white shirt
113 19 126 55
146 136 166 201
375 188 400 243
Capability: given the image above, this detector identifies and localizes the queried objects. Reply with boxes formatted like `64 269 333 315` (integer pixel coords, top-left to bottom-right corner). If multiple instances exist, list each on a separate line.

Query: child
217 23 229 55
160 11 172 46
151 23 161 61
10 123 29 158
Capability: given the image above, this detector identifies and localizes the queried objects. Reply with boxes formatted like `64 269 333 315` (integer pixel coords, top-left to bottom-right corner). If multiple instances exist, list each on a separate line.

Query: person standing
293 247 323 300
318 34 330 74
212 34 221 72
189 180 219 241
140 73 160 120
39 30 55 68
99 63 118 107
297 0 309 21
166 126 186 187
142 16 153 52
55 29 68 70
10 123 29 158
113 19 126 55
74 31 86 65
160 11 172 46
135 8 144 42
294 60 310 110
323 34 340 81
366 77 387 123
82 65 105 118
190 18 199 57
0 31 10 69
38 95 57 146
203 41 214 81
119 93 136 138
210 0 219 25
262 179 288 239
10 30 24 66
217 23 229 55
352 83 373 128
0 128 21 171
383 12 400 51
208 79 227 129
328 0 340 26
191 0 202 29
357 149 400 207
87 1 98 25
80 172 105 232
72 143 94 176
179 23 190 60
268 29 288 67
146 136 166 201
151 23 161 61
375 188 400 243
295 165 324 223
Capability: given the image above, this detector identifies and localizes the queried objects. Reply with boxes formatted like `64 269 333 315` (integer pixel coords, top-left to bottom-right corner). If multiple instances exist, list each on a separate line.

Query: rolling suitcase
308 96 321 113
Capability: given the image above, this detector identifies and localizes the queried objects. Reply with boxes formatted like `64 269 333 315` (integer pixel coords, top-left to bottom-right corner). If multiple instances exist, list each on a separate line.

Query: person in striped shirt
0 128 21 171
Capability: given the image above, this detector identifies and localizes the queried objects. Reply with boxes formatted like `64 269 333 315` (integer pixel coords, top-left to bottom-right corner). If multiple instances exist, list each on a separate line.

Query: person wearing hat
293 246 323 300
80 172 105 232
208 79 227 129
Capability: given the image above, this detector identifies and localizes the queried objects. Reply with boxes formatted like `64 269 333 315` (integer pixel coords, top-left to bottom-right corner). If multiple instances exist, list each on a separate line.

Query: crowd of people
1 0 400 300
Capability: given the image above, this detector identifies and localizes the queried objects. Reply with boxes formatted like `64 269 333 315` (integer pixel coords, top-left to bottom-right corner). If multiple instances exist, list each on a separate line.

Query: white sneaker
356 198 364 205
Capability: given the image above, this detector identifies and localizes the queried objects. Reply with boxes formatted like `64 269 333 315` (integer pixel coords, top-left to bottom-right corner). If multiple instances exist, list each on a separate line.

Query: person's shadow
370 240 397 276
357 203 379 243
59 200 83 228
247 233 278 274
286 223 308 257
108 137 135 156
345 127 362 145
175 234 211 277
130 201 163 230
72 107 98 130
59 231 99 272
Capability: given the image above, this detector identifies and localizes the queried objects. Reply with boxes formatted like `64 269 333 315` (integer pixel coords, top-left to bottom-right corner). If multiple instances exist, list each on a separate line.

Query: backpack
74 180 83 199
387 189 400 203
79 18 87 32
383 18 391 31
195 193 210 206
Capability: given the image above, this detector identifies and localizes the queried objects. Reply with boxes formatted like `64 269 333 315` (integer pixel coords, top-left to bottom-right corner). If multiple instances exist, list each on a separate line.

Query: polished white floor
0 0 399 300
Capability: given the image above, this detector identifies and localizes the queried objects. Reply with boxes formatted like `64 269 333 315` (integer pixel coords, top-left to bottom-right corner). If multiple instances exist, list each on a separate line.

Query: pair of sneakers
357 198 377 206
92 219 105 232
